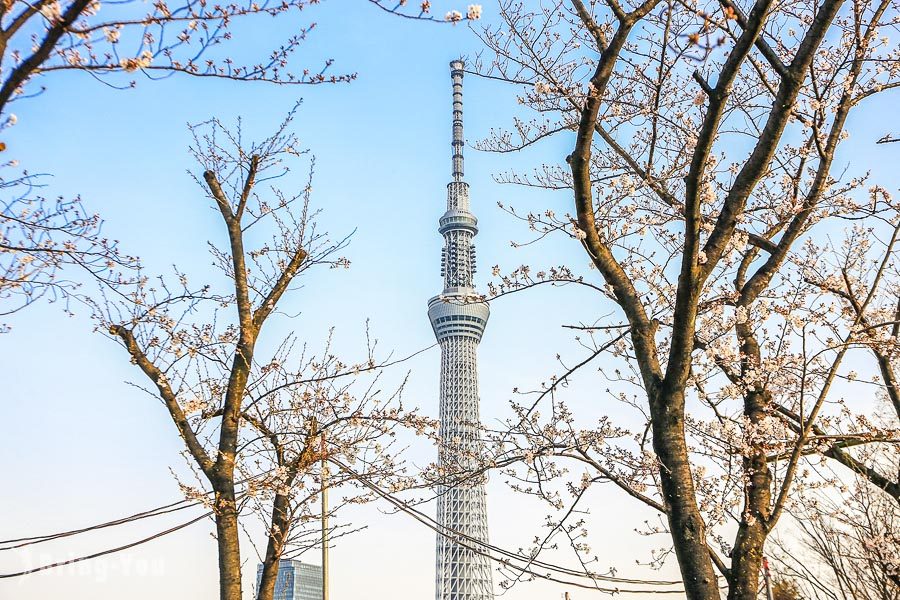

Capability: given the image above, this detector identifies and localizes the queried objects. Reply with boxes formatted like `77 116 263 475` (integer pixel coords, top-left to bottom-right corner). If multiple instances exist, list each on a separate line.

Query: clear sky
1 2 898 600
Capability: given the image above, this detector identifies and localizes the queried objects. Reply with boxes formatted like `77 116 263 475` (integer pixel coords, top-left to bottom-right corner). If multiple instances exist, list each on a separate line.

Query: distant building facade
255 560 322 600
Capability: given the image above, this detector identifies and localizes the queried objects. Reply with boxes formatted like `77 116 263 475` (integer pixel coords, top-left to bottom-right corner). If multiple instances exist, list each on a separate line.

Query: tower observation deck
427 59 494 600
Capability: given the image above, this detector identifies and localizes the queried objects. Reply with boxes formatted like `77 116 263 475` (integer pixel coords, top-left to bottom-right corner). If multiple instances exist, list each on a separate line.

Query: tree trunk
727 427 772 600
255 491 292 600
728 328 774 600
727 494 769 600
649 386 721 600
255 555 279 600
215 489 243 600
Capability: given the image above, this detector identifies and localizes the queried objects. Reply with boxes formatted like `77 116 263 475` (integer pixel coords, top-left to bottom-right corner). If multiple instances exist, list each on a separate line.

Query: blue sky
2 2 899 599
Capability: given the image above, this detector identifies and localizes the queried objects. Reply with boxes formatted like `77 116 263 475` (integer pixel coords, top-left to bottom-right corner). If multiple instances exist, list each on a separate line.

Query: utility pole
321 430 329 600
762 556 773 600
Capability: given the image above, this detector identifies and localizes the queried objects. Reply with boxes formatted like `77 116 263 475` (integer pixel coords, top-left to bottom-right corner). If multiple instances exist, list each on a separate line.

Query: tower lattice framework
427 59 494 600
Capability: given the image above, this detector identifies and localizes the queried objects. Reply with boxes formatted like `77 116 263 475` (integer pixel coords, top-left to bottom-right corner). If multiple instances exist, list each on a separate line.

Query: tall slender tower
428 59 494 600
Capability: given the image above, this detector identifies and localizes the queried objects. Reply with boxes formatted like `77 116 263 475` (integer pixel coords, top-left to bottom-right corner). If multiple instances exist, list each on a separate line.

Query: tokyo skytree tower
427 59 494 600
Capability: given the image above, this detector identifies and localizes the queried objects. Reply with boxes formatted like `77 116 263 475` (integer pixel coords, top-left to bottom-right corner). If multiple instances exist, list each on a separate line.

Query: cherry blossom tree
0 171 134 331
771 442 900 599
0 0 483 111
461 0 900 599
98 111 432 600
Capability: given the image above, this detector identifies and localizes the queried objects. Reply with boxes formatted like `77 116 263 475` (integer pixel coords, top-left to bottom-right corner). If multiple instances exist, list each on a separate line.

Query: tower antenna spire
450 58 465 182
428 59 495 600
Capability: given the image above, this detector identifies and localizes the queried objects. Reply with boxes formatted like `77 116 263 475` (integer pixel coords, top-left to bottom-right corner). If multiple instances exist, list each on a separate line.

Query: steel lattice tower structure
427 59 494 600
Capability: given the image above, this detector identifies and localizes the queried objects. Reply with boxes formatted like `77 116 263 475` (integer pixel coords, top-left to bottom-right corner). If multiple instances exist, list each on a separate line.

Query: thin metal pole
762 556 773 600
321 431 329 600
